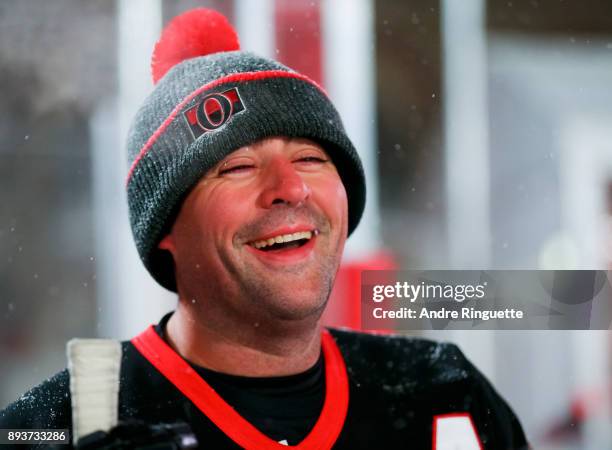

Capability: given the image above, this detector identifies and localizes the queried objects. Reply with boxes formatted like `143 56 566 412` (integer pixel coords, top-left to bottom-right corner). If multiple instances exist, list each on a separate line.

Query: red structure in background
322 252 397 330
275 0 323 87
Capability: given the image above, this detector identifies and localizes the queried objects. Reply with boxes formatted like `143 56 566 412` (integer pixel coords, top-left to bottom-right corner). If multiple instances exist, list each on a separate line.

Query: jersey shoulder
328 328 529 449
328 328 474 389
0 369 71 430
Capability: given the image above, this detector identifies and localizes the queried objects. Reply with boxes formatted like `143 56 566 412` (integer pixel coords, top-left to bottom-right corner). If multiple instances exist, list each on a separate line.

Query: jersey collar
132 325 349 449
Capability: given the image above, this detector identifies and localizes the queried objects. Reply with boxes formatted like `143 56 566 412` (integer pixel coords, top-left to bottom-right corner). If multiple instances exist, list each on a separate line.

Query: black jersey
190 351 325 444
0 316 528 449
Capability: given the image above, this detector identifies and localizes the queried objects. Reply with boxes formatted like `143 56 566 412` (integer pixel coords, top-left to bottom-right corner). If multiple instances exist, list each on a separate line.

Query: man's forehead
229 136 325 155
210 137 327 166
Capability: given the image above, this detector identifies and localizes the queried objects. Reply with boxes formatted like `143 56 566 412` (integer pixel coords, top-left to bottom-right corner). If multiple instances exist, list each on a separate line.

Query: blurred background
1 0 612 448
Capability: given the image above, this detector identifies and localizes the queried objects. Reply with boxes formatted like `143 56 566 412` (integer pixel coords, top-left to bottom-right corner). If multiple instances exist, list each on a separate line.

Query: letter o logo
196 93 233 130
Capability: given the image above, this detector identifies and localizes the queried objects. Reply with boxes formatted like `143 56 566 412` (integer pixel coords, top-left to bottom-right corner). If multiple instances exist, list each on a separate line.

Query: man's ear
158 234 176 254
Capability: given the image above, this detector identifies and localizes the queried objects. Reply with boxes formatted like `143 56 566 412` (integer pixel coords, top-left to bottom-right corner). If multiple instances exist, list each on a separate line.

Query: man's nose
259 159 311 208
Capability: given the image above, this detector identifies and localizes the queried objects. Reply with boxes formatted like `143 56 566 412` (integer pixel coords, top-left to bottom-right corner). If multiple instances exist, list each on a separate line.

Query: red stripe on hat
126 70 326 186
132 325 349 449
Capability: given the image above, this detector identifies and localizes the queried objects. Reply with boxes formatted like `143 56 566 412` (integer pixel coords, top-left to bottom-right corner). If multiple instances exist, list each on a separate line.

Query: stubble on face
227 205 344 322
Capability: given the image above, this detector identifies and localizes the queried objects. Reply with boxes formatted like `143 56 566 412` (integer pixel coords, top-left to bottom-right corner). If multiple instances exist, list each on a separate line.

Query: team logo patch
182 87 245 140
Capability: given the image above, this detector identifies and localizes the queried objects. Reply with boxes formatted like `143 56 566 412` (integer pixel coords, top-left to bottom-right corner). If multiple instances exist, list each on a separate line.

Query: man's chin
243 281 331 323
265 297 328 322
237 257 339 321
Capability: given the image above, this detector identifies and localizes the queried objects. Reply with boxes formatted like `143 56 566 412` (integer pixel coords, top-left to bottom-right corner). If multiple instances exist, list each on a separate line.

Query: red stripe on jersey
132 326 349 449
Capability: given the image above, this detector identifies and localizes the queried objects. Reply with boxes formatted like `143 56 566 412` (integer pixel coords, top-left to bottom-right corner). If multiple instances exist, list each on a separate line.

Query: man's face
159 137 348 324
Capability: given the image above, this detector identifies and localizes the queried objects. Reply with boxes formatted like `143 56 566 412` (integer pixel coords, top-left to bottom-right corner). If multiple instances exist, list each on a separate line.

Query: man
1 8 528 449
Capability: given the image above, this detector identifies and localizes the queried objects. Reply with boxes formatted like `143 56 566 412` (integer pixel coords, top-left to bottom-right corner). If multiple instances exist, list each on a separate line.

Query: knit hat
126 8 366 292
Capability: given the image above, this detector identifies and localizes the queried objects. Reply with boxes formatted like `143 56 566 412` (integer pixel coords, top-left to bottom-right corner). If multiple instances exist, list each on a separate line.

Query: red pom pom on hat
151 8 240 84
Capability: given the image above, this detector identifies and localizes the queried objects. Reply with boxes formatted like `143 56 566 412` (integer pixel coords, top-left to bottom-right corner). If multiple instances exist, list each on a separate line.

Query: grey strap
67 339 121 445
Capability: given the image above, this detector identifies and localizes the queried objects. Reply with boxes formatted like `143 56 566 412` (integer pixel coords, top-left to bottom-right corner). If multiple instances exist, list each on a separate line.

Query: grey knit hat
126 8 366 292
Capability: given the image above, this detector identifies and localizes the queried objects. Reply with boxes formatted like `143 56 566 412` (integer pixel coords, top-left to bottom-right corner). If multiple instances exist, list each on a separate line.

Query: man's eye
219 164 254 175
296 156 328 163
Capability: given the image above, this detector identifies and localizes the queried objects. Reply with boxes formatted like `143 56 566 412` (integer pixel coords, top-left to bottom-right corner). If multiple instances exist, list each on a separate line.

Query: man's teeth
251 231 314 249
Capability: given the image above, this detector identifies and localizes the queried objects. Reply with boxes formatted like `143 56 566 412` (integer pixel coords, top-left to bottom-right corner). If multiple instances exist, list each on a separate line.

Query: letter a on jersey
432 413 483 450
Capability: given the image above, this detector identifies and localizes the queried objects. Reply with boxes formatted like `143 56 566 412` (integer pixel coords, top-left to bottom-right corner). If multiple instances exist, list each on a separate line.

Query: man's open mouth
248 230 319 252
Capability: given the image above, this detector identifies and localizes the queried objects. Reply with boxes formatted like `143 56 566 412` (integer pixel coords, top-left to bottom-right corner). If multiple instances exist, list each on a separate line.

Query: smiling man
0 8 528 450
160 136 348 378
